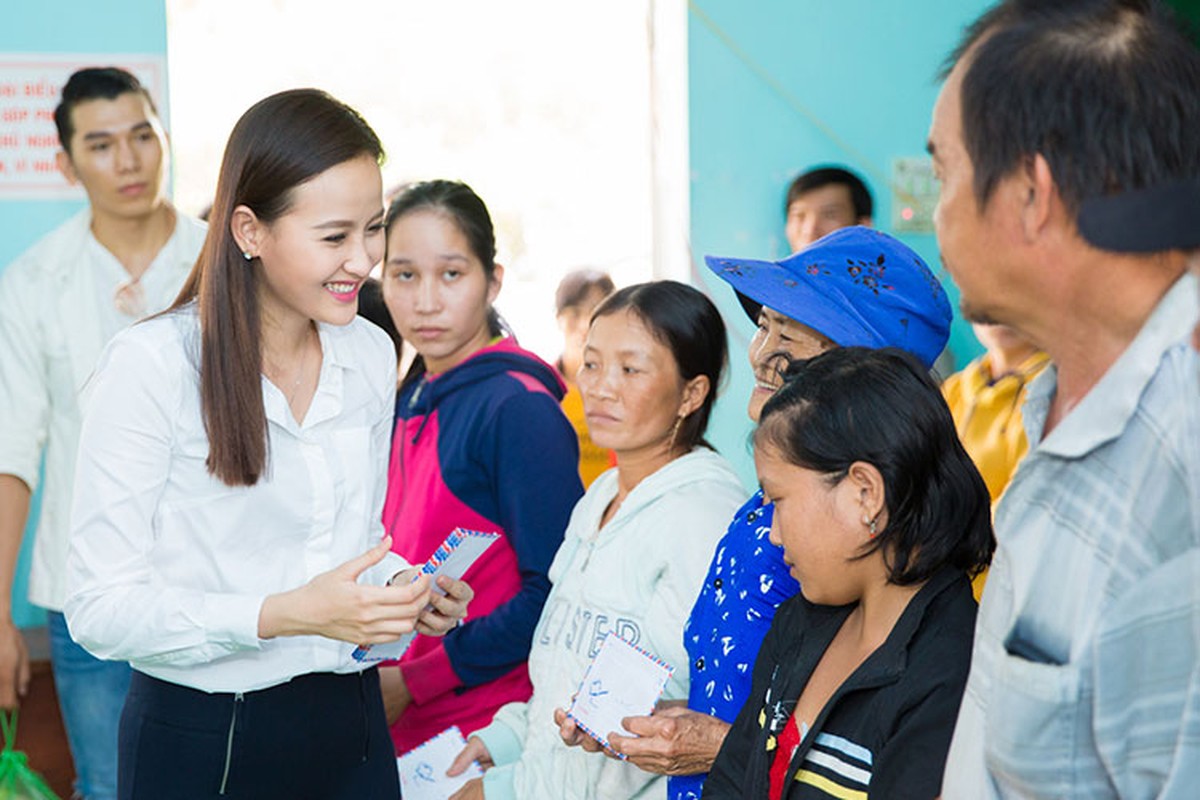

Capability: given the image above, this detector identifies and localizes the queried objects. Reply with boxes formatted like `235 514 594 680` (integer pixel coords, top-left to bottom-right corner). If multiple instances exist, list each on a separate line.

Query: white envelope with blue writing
396 726 483 800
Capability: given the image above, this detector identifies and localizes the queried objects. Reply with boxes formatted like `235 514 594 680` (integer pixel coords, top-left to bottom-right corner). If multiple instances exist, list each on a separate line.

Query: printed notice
0 54 165 198
566 632 674 757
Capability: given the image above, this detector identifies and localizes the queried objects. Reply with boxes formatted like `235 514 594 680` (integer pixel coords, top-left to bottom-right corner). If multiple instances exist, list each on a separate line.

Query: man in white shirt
0 67 205 800
928 2 1200 797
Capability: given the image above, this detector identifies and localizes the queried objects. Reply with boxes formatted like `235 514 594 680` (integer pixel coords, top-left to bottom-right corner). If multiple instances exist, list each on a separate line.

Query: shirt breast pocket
984 648 1087 795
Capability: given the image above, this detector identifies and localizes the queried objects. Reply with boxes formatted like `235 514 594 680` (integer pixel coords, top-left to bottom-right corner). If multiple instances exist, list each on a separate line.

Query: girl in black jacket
704 348 994 800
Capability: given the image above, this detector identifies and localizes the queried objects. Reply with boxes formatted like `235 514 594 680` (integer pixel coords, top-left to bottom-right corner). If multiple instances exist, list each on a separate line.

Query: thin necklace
264 328 314 404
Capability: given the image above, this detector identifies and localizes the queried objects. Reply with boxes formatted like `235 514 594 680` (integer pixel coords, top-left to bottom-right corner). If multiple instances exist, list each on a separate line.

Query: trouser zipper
219 692 244 795
359 671 370 763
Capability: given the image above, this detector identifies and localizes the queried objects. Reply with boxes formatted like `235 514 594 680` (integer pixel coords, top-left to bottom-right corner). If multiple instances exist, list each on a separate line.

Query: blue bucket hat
704 226 952 368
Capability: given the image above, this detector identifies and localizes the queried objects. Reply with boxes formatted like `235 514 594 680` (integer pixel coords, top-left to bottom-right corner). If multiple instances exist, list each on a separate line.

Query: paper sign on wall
0 54 166 199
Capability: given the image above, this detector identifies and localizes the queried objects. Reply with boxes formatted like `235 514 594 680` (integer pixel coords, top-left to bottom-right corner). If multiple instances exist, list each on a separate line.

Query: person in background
449 281 747 800
942 324 1047 599
65 88 468 799
703 347 994 799
930 1 1200 795
943 324 1047 504
0 66 207 800
554 268 616 487
782 166 873 254
559 227 954 800
379 180 584 754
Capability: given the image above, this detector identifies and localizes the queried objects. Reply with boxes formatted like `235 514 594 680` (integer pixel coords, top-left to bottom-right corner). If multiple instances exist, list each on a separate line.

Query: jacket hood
579 448 745 537
402 337 567 416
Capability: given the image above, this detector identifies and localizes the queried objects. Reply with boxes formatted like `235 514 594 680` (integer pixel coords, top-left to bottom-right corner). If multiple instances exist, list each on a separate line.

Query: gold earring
669 416 684 452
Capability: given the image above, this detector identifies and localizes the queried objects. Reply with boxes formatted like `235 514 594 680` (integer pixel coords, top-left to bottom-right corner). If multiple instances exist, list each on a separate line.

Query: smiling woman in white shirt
63 89 469 800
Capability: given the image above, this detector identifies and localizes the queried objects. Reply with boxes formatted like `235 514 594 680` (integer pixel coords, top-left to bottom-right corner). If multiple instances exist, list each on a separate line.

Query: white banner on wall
0 53 166 199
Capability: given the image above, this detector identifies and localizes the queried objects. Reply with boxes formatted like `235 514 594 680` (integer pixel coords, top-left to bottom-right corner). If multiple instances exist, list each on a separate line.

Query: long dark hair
384 180 504 391
590 281 727 452
170 89 384 486
756 347 994 584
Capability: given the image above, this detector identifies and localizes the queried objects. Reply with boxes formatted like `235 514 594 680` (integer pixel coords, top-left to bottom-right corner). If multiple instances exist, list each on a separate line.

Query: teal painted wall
0 0 169 627
688 0 993 484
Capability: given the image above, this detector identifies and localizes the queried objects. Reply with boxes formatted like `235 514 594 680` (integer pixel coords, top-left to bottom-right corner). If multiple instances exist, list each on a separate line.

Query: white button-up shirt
0 208 207 610
64 305 407 693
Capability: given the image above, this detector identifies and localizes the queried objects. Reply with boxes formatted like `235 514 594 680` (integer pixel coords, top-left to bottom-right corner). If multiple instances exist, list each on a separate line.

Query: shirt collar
262 322 358 433
791 567 967 685
1024 273 1198 458
963 350 1050 396
82 206 189 285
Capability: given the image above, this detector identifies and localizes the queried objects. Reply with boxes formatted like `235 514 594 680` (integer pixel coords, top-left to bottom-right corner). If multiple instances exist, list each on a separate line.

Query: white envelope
396 726 483 800
566 632 674 757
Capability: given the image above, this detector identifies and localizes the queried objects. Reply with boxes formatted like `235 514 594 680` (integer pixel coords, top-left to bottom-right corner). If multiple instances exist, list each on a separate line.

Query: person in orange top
555 269 616 487
943 324 1048 503
942 323 1047 598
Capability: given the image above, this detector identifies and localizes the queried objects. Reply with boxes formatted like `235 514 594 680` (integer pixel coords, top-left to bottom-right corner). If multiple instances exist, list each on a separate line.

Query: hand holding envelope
561 633 674 758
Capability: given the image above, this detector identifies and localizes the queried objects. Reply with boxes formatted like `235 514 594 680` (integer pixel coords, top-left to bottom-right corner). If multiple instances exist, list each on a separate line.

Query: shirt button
713 578 723 589
695 657 705 671
747 511 759 522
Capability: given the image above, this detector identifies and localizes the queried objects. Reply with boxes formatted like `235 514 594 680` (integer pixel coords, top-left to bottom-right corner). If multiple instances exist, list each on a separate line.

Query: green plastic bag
0 711 60 800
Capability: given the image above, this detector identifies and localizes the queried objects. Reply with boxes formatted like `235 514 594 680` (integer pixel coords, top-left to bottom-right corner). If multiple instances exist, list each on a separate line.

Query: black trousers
118 668 400 800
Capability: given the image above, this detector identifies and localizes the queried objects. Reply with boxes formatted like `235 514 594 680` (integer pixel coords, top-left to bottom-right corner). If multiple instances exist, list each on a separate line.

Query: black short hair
784 166 873 220
54 67 158 153
755 347 994 585
944 0 1200 214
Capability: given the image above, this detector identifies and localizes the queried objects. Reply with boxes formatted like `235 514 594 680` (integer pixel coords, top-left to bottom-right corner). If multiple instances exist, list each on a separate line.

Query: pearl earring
243 251 253 261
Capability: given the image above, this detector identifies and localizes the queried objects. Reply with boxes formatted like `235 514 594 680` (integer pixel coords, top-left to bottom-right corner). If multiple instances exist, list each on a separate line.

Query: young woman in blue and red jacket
379 180 585 754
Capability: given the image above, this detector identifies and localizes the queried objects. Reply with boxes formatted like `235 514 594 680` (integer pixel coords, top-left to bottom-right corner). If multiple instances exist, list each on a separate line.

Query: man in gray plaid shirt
926 1 1200 797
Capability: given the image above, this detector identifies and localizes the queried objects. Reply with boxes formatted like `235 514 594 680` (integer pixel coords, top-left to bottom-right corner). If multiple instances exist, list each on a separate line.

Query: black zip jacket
702 568 977 800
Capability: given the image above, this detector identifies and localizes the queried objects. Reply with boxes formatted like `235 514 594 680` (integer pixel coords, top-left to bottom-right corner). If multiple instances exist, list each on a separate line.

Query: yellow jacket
943 351 1050 502
943 350 1049 598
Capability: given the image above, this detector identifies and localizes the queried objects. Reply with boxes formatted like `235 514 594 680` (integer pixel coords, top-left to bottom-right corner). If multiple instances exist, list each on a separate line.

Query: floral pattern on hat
845 253 895 295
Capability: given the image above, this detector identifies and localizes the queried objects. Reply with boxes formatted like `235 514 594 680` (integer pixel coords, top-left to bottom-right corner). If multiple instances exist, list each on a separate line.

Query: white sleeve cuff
366 550 411 587
475 713 526 768
206 593 267 649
